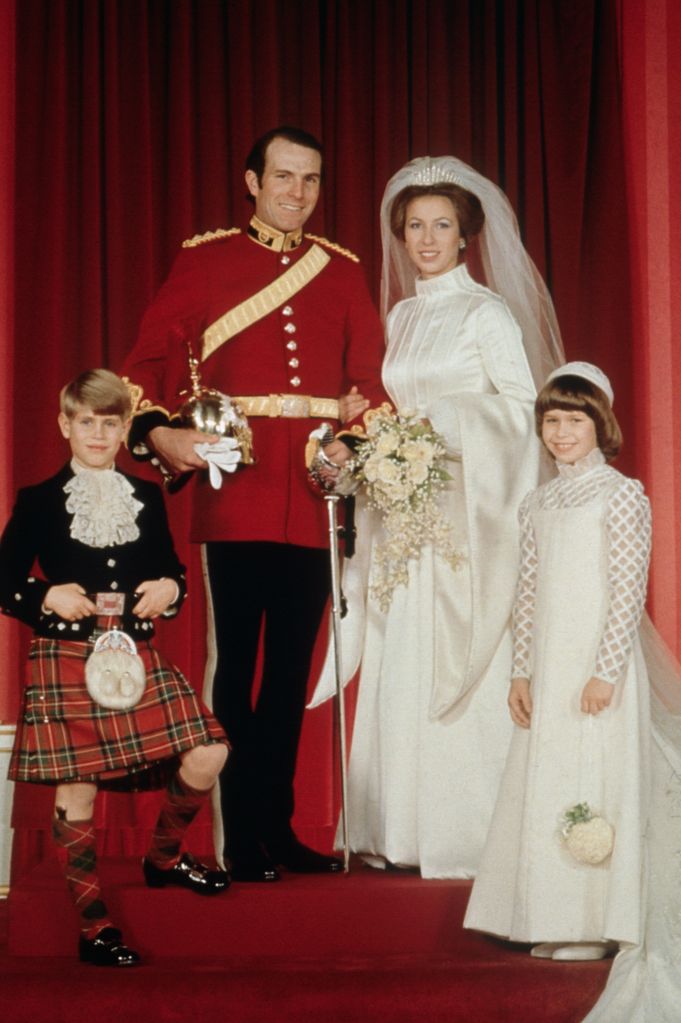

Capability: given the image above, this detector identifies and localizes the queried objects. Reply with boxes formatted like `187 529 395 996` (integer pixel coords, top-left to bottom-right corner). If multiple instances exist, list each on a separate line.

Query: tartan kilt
9 636 227 788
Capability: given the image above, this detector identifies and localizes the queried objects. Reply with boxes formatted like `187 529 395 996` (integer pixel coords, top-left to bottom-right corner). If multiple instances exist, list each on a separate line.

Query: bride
311 155 563 879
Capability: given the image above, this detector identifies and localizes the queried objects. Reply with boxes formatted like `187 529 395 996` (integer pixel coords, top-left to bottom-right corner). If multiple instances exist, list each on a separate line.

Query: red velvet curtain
5 0 629 875
618 0 681 656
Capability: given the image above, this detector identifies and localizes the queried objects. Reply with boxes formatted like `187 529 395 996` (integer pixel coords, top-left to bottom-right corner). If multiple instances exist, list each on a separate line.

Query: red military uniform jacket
122 220 388 549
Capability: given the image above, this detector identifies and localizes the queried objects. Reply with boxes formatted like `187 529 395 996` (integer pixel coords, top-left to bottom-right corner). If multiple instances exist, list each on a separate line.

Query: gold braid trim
201 244 331 361
337 402 394 441
305 234 360 263
121 376 172 422
363 402 394 429
122 376 144 416
182 227 241 249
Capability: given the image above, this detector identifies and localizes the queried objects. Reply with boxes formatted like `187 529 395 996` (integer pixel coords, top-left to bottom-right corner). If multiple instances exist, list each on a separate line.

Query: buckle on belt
94 592 126 616
276 394 311 418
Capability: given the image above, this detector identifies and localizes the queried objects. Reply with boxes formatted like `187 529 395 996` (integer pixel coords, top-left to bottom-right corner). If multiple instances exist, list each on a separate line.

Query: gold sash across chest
201 244 331 362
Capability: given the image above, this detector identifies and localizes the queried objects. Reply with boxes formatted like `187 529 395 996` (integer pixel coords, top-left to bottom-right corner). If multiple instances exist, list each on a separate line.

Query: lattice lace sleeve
593 479 651 684
512 494 538 678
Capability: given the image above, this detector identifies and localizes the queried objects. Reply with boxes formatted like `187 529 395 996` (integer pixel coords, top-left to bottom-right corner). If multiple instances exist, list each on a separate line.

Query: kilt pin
122 221 387 871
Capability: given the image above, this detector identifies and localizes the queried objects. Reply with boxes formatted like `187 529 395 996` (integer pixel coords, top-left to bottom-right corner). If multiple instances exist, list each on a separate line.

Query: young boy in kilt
0 369 230 966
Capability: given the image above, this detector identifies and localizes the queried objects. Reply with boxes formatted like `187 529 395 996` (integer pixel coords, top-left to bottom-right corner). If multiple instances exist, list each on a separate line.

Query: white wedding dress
311 263 540 878
465 448 681 1020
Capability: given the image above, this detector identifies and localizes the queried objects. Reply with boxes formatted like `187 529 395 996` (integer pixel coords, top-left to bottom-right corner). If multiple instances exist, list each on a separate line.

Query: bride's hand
339 386 369 424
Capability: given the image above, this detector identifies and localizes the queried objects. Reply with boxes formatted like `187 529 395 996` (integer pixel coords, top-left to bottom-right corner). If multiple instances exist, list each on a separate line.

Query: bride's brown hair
389 183 485 242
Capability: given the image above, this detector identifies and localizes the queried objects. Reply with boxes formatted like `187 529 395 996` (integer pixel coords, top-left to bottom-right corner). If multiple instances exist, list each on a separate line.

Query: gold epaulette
182 227 241 249
305 234 360 263
122 376 144 416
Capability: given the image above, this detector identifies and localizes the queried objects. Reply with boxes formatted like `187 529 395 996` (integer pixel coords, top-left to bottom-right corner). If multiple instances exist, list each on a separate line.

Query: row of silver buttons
281 278 302 388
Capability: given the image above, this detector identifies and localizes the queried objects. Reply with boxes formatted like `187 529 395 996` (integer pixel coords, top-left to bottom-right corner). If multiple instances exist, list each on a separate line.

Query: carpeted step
9 855 480 958
4 863 611 1022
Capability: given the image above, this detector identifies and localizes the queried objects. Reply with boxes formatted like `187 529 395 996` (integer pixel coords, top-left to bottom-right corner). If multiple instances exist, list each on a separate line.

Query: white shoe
531 943 564 959
552 942 616 961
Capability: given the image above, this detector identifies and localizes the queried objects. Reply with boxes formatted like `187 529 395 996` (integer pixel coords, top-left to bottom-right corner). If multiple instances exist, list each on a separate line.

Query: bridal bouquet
560 802 614 865
352 407 462 611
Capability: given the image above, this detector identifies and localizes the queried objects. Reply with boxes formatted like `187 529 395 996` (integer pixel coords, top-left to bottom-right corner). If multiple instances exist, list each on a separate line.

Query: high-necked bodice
382 263 534 416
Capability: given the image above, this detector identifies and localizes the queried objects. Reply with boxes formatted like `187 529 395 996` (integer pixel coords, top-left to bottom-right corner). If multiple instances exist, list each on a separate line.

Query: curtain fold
619 0 681 656
5 0 631 875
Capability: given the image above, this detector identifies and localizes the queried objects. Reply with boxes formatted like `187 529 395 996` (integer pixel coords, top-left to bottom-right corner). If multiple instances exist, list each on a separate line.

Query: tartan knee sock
52 811 113 939
146 771 211 869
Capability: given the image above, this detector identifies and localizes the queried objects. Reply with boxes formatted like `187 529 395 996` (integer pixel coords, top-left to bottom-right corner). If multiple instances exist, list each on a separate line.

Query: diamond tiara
411 162 461 186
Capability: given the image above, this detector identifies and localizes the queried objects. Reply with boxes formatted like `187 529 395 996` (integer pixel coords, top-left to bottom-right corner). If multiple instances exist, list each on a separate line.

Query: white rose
363 454 384 482
406 460 429 485
375 430 401 456
402 439 434 466
377 457 401 484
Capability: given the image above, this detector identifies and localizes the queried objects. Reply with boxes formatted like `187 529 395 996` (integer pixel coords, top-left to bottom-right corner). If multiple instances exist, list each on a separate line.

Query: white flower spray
351 408 463 611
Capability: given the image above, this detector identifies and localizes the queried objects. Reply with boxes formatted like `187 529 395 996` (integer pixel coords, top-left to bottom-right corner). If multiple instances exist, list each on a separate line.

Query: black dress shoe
266 837 343 874
79 927 141 967
229 849 281 883
143 852 230 895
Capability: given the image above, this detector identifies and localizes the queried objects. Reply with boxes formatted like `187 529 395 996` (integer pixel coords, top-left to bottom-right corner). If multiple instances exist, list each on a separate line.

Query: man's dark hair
245 126 324 186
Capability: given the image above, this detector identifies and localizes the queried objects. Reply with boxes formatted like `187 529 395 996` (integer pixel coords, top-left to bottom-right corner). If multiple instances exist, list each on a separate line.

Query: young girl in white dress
465 362 681 1021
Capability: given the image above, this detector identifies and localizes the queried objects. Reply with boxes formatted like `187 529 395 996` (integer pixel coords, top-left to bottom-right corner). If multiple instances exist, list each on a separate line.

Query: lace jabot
555 446 606 479
63 463 143 548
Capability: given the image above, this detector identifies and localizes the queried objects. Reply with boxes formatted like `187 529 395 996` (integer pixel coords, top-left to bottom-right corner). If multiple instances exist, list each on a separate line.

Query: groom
122 126 387 881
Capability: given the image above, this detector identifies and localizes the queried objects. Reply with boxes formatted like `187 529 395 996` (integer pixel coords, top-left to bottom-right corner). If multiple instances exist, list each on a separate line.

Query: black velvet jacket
0 464 186 641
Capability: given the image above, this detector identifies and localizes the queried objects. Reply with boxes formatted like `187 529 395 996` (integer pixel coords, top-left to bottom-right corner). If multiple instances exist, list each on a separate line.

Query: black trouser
206 541 330 859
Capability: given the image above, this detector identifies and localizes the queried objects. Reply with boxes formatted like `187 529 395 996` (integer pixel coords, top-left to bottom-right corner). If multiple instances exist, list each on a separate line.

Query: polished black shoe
229 849 281 883
79 927 141 967
266 837 343 874
143 852 230 895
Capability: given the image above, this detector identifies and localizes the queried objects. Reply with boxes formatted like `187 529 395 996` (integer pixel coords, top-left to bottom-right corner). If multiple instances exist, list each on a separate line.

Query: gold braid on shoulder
305 234 360 263
182 227 242 249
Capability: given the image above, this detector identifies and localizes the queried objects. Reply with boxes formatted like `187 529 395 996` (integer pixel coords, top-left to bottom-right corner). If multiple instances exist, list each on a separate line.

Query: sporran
85 628 146 710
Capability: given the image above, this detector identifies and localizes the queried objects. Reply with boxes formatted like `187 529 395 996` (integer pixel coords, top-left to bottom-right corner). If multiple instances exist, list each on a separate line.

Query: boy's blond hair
59 369 132 419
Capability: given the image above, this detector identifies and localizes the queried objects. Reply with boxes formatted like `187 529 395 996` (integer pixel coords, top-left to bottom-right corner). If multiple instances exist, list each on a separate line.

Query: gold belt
233 394 339 419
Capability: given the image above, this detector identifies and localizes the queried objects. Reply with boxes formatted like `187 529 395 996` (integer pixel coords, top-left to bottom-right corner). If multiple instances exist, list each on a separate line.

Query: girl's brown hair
535 374 622 462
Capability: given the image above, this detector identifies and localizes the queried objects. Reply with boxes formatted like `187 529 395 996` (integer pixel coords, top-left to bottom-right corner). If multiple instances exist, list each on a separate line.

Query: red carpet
2 858 610 1022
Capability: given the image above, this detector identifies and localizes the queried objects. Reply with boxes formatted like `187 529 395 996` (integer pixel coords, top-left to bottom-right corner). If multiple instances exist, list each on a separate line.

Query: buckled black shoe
79 927 141 967
266 837 343 874
142 852 230 895
229 848 281 883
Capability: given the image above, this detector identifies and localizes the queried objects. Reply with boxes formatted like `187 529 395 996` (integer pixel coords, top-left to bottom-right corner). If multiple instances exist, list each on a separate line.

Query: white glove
194 438 241 489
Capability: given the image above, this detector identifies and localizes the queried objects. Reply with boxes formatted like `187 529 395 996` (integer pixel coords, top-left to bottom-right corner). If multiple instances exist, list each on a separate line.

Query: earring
458 239 466 250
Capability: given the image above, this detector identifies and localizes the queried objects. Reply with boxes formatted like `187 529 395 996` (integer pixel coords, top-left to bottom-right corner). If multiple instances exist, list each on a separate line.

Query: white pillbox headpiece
546 361 614 406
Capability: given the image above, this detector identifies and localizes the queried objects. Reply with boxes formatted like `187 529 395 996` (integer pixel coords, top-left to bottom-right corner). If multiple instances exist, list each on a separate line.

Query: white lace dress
465 449 652 940
311 263 540 878
466 449 681 1019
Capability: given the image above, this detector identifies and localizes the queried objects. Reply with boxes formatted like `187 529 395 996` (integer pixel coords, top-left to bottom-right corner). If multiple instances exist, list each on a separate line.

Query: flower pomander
351 408 463 611
560 802 614 865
